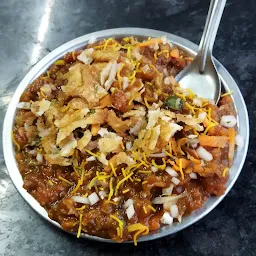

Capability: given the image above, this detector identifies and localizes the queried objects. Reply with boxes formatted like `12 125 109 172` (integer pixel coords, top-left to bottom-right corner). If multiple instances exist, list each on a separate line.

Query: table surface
0 0 255 255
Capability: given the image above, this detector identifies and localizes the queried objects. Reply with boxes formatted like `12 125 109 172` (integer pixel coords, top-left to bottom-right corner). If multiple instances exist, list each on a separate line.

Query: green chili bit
164 96 184 110
89 109 96 115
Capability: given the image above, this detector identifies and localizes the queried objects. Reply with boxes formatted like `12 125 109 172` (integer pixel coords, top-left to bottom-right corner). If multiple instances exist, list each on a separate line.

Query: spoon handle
199 0 227 73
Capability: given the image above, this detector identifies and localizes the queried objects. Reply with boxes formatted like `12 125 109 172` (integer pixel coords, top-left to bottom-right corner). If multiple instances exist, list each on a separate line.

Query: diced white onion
72 196 90 204
196 146 213 161
171 177 180 185
126 203 135 219
164 76 172 85
198 112 207 122
36 153 43 163
170 204 179 218
191 143 198 148
86 156 96 161
29 149 37 155
88 192 100 205
126 141 132 150
161 212 173 225
193 98 202 107
113 197 120 202
152 192 187 204
189 172 197 179
220 115 237 128
141 64 150 73
17 102 31 109
151 166 158 173
235 134 244 150
150 153 167 158
98 191 107 200
122 77 129 90
163 68 168 77
162 184 174 195
187 134 198 139
165 167 178 177
123 199 133 209
176 186 183 194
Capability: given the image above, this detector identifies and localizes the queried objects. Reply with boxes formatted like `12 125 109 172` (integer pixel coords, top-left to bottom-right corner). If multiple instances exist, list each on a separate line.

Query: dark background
0 0 255 255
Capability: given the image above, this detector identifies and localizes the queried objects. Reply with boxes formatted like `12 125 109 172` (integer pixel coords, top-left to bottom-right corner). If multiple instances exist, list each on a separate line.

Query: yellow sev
110 215 124 238
222 167 229 177
58 176 73 185
110 162 117 177
77 214 83 238
127 223 149 246
178 159 185 180
71 169 84 194
115 172 134 195
151 158 166 170
108 177 114 201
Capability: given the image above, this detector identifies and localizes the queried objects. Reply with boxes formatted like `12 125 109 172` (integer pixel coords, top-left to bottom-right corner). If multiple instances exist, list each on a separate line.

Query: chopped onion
123 199 133 209
191 142 198 148
29 149 37 155
220 115 237 128
151 166 158 173
141 64 150 73
176 186 183 194
126 141 132 150
122 77 129 90
86 156 96 161
17 102 31 109
152 192 187 204
126 203 135 219
162 184 174 195
196 146 213 161
98 191 107 200
113 197 120 203
171 177 180 185
189 172 197 179
235 134 244 150
164 76 172 85
177 215 182 223
165 167 178 177
161 212 173 225
88 192 100 205
72 196 90 205
193 98 202 107
198 112 207 122
36 153 43 163
187 134 198 139
163 68 168 77
150 153 167 158
170 204 179 218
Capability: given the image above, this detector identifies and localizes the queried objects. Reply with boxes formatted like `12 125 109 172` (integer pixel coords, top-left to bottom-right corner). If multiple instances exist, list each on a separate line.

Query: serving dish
3 28 249 243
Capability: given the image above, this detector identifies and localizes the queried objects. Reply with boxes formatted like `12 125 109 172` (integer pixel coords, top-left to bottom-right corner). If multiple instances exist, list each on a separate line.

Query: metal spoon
175 0 226 103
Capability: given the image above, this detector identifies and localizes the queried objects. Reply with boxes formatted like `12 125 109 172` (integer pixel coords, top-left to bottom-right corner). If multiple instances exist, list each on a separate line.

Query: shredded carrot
228 128 236 166
168 160 180 171
136 38 162 47
199 135 229 148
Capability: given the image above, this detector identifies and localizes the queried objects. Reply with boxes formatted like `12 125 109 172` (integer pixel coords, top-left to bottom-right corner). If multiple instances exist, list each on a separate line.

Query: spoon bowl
176 0 226 103
175 54 221 102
